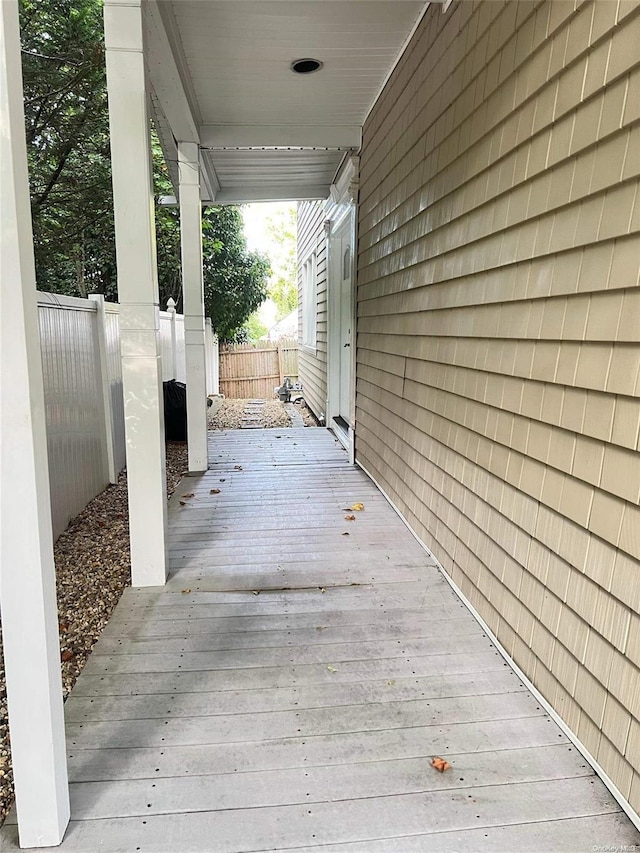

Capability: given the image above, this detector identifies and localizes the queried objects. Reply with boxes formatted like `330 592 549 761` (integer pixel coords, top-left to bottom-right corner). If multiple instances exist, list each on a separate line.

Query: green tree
19 0 271 341
20 0 116 297
242 312 268 343
265 204 298 320
202 207 270 341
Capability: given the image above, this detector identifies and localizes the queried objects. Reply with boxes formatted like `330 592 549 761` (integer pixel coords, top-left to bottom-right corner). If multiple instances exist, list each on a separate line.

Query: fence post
213 330 220 396
205 318 220 396
167 297 177 380
89 294 118 484
277 340 285 384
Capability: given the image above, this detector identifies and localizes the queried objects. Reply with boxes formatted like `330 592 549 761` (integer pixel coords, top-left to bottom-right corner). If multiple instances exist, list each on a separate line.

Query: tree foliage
202 208 270 341
265 205 298 320
19 0 270 339
20 0 116 297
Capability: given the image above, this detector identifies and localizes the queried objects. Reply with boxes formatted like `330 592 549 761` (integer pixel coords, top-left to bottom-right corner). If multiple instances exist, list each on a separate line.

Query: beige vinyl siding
298 200 328 421
357 0 640 811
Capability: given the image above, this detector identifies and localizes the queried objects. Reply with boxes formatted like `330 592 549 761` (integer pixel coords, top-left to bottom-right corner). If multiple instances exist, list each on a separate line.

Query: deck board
2 428 638 851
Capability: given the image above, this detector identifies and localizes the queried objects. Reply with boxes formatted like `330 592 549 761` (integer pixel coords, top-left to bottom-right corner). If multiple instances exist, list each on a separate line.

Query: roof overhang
143 0 436 204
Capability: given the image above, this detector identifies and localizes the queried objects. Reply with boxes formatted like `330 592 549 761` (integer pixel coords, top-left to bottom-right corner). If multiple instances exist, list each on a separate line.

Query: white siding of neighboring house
297 200 328 422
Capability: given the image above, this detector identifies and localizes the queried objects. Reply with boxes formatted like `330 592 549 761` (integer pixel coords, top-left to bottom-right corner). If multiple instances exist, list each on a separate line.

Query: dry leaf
252 590 260 596
431 757 452 773
319 587 326 593
316 626 327 631
345 514 356 521
59 622 69 633
342 532 350 536
181 588 191 594
179 500 186 506
350 503 365 511
182 492 194 498
327 665 338 673
387 679 396 686
61 650 75 662
210 488 221 494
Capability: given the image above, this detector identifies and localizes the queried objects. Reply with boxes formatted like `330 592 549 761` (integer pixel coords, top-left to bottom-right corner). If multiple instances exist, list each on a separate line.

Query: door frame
326 193 357 462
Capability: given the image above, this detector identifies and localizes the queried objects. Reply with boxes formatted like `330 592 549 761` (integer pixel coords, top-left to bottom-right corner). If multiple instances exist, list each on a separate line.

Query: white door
338 235 353 421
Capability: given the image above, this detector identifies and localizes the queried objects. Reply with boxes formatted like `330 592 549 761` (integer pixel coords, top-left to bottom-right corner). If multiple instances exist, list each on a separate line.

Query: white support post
0 1 70 846
167 296 177 380
205 318 220 397
179 141 208 473
90 294 118 483
104 0 167 586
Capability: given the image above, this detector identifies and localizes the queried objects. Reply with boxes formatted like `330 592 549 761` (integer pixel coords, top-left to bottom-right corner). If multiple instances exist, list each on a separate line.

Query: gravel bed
209 397 319 430
0 441 188 826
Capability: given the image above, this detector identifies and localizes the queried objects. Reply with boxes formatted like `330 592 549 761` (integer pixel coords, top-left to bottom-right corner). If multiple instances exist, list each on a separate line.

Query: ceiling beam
200 125 362 150
211 184 330 205
143 1 200 144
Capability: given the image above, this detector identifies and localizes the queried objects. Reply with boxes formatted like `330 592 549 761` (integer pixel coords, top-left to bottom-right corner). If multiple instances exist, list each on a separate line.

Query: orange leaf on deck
345 514 356 521
181 588 191 594
431 757 452 773
61 650 75 662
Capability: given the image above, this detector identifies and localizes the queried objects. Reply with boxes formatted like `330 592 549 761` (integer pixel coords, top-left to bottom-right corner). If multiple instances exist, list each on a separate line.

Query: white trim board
362 1 432 130
356 457 640 834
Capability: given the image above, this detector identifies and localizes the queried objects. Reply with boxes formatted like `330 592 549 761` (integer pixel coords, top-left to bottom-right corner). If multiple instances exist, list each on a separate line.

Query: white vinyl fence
38 294 218 539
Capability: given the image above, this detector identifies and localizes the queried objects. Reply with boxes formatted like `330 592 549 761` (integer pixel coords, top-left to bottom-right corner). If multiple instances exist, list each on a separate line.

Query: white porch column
0 1 70 846
179 141 208 473
104 0 167 586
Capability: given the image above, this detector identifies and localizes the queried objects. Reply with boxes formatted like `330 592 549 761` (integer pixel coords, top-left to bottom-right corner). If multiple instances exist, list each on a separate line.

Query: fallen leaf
179 500 186 506
319 587 326 593
181 588 191 594
342 532 350 536
345 514 356 521
209 488 221 494
431 757 452 773
316 626 327 631
61 650 75 662
327 665 338 673
387 679 396 686
182 492 194 498
350 502 365 511
59 622 69 633
252 590 260 596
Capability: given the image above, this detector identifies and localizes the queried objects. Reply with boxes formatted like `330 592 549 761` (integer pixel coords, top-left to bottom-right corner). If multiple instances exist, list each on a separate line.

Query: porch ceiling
144 0 430 203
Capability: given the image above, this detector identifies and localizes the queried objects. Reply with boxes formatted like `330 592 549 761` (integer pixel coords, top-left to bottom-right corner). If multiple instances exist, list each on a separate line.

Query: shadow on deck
3 429 638 851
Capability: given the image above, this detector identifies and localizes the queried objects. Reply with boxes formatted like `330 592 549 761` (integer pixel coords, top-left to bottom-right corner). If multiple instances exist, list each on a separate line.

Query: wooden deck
3 428 639 851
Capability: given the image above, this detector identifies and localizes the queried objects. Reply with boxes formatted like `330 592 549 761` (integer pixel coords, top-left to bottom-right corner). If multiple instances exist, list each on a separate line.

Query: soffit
147 1 430 202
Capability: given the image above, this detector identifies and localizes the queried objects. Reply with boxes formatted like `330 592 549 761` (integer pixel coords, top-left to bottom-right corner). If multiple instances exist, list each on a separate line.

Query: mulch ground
0 399 319 825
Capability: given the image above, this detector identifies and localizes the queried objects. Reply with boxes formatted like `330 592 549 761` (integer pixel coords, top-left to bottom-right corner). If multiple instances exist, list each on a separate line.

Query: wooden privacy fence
219 338 298 399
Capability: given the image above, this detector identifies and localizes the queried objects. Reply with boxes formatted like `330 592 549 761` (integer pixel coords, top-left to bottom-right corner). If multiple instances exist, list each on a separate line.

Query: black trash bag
163 380 187 441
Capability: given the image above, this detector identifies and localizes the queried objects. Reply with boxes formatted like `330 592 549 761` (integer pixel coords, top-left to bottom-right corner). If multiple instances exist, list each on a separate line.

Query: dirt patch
0 442 188 826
